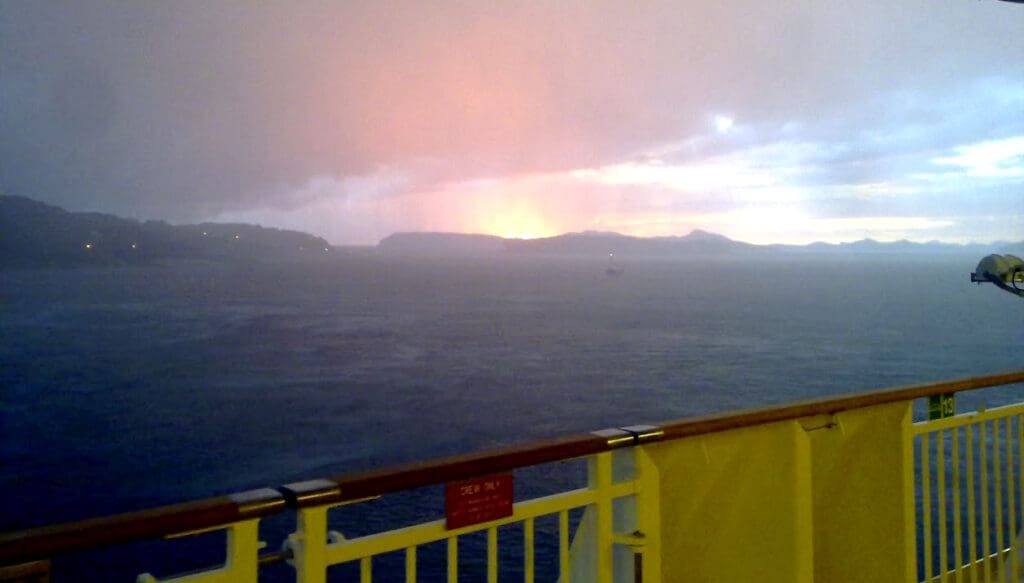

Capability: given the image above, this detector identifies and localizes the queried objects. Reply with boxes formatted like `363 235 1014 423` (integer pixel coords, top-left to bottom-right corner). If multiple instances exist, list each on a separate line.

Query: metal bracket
620 424 664 444
592 425 665 448
279 479 342 508
327 530 346 544
613 529 647 552
592 428 635 448
799 414 841 433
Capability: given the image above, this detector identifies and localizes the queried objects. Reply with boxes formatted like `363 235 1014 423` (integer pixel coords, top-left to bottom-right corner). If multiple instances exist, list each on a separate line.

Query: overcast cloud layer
2 1 1022 244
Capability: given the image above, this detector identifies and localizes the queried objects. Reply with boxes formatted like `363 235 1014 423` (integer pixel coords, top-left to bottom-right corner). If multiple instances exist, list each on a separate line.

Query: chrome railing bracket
229 488 287 518
620 424 665 444
279 479 342 508
591 428 635 448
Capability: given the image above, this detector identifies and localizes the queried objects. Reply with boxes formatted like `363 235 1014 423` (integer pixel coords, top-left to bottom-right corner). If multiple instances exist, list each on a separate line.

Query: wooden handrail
0 489 284 565
1 370 1021 566
658 369 1024 440
301 369 1024 504
289 432 617 507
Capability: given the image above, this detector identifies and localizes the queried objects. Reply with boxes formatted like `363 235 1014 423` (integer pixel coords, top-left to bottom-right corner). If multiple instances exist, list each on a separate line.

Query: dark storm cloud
1 2 271 218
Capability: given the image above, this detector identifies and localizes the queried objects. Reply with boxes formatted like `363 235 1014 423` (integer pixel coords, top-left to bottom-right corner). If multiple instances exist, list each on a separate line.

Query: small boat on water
605 252 624 276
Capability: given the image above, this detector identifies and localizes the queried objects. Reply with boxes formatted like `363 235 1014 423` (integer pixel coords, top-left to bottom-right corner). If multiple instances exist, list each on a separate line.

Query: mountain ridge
3 195 1017 265
380 230 1015 257
1 195 332 267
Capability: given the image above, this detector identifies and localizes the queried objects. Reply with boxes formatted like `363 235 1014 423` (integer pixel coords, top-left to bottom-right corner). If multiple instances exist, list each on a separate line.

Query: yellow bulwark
1 371 1023 582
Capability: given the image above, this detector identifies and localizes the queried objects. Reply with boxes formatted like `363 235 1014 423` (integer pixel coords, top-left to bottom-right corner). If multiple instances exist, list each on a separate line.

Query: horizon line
367 229 1021 249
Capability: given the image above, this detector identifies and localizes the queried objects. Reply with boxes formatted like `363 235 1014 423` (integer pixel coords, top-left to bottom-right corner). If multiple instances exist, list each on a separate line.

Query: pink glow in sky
2 1 1022 244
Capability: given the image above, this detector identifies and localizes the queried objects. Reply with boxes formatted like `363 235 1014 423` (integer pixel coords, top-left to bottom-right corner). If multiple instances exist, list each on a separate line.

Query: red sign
445 473 514 529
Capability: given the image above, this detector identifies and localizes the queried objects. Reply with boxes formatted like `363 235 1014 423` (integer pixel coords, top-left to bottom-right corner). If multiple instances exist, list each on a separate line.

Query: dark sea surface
1 253 1022 580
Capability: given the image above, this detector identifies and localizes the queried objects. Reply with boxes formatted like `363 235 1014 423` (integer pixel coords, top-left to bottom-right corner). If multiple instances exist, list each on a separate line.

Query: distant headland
0 195 332 267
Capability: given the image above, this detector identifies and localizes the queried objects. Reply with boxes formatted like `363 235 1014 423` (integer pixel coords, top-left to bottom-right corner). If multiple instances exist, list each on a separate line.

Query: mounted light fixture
971 254 1024 298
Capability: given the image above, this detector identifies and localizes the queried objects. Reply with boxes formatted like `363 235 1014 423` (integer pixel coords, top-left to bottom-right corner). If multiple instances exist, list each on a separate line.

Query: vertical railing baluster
981 420 991 583
1006 416 1018 583
447 536 458 583
953 426 964 583
487 527 498 583
560 509 571 583
360 556 372 583
940 428 949 581
994 419 1004 566
967 424 978 583
406 546 417 583
524 517 535 583
1011 413 1019 581
924 431 934 582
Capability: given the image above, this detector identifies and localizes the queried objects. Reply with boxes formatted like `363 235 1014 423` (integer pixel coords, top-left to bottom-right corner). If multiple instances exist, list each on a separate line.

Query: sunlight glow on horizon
217 124 1023 247
480 213 556 240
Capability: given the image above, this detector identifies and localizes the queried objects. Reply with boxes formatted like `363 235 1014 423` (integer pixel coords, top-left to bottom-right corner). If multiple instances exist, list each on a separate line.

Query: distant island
4 195 1019 267
379 230 1019 257
0 195 332 267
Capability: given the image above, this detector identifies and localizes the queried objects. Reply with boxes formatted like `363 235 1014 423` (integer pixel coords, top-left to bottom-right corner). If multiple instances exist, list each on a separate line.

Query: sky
1 1 1022 246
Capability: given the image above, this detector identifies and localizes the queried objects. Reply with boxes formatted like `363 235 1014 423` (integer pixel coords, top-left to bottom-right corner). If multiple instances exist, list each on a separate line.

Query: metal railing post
590 451 614 583
607 426 663 583
281 479 342 583
586 425 664 583
634 446 661 583
289 507 327 583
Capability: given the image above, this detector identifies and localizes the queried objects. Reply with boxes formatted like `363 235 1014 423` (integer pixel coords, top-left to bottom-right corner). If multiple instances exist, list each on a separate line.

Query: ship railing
276 427 661 583
0 487 286 582
915 399 1024 582
1 370 1023 583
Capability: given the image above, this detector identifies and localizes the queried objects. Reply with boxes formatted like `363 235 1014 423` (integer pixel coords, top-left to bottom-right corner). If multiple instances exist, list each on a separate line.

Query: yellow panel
807 401 914 583
646 420 814 583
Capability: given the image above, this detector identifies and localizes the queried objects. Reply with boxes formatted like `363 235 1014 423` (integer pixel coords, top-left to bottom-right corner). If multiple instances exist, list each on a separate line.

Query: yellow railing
914 403 1024 582
1 371 1023 582
283 453 646 583
277 426 663 583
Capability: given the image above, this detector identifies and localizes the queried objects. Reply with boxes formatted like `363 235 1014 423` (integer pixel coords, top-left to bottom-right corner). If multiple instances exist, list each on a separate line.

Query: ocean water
1 253 1021 580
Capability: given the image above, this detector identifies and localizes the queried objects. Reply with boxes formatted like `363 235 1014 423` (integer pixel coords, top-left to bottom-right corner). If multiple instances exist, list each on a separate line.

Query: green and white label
928 393 955 420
